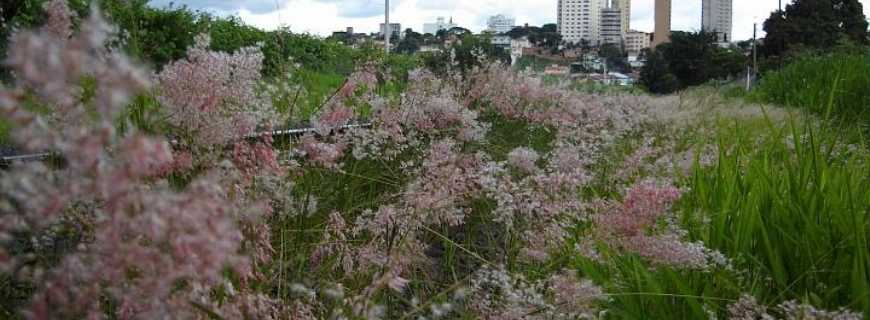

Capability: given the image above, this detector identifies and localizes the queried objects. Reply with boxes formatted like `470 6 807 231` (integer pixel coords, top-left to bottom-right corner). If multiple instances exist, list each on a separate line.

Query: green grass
751 53 870 126
684 117 870 314
568 104 870 318
514 55 567 72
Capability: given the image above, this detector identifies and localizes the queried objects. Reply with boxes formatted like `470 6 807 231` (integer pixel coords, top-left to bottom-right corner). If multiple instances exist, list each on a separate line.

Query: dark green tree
395 29 422 54
506 26 530 39
663 31 718 86
541 23 557 33
640 31 746 93
423 34 509 75
639 48 680 94
762 0 868 57
598 43 630 73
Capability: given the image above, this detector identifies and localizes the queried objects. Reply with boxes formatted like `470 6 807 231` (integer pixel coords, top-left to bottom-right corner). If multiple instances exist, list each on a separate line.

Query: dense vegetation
640 31 746 94
751 52 870 125
1 1 869 320
761 0 868 61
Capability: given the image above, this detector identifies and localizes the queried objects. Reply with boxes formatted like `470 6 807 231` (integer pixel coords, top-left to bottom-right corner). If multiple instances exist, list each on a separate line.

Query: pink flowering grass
2 4 867 319
0 3 288 318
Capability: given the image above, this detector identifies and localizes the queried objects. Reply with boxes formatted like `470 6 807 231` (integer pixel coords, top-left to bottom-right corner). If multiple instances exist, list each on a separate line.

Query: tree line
640 0 868 94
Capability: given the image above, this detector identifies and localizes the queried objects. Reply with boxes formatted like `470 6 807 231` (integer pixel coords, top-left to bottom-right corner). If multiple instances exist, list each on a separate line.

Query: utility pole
384 0 390 55
753 23 758 76
747 22 758 90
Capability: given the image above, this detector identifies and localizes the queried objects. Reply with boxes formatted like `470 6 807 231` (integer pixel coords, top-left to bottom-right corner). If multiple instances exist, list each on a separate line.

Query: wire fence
0 122 372 167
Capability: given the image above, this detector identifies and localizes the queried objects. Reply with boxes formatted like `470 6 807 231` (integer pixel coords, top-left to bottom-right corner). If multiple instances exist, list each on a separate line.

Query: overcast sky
147 0 870 41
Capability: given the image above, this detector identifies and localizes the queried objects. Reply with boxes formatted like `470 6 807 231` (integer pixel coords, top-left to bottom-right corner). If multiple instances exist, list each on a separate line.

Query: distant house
510 36 533 65
544 64 570 75
330 27 371 47
628 54 646 69
419 44 442 53
562 48 585 59
589 72 634 85
607 72 634 86
491 34 511 50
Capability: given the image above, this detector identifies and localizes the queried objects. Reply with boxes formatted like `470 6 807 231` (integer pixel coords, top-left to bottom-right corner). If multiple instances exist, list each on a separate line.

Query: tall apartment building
423 17 457 35
652 0 671 47
379 23 402 39
702 0 733 43
487 14 516 34
611 0 631 35
625 30 651 53
600 7 623 45
557 0 602 44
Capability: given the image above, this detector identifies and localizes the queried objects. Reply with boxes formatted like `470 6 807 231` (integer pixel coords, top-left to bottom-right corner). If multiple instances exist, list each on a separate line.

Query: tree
640 48 680 94
762 0 868 57
541 23 557 33
423 34 509 75
506 26 530 39
663 31 718 87
529 30 562 49
640 31 746 93
598 43 630 73
395 29 422 54
447 27 471 36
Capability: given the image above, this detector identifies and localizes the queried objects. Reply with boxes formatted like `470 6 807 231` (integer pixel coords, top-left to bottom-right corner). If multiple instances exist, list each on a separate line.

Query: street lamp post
384 0 390 55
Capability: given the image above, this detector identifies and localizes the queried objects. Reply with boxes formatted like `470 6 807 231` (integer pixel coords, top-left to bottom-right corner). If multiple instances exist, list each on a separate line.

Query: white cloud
150 0 870 41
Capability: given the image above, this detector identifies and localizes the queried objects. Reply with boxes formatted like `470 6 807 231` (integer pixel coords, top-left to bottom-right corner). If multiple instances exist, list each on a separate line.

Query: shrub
0 3 286 318
751 52 870 125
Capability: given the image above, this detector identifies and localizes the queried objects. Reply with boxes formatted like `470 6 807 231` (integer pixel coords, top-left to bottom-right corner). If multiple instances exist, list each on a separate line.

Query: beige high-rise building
611 0 631 35
653 0 671 47
625 30 651 53
557 0 603 44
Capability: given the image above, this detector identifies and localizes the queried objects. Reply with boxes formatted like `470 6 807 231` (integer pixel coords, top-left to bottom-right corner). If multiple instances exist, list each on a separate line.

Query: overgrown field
1 2 868 320
751 52 870 126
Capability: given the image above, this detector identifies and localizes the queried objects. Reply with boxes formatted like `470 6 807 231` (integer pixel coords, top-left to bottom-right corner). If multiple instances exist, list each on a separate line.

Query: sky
147 0 870 41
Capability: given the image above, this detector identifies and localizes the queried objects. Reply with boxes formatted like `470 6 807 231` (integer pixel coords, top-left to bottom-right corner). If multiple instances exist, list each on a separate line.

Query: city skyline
147 0 870 41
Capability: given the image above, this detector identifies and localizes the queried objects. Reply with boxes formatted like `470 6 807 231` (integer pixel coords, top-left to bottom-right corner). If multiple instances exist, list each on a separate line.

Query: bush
751 53 870 125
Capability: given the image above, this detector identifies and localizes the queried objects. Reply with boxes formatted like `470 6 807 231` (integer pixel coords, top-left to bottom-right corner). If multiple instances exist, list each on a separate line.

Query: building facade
702 0 733 43
510 36 533 65
652 0 671 47
625 30 651 53
599 7 623 45
379 23 402 39
491 34 512 49
423 17 457 35
557 0 602 44
612 0 631 35
487 14 516 34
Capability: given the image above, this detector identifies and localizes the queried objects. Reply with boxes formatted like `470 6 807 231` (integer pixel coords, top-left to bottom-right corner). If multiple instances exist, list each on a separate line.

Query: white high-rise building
487 14 516 34
600 7 623 45
702 0 733 43
423 17 458 35
557 0 602 44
